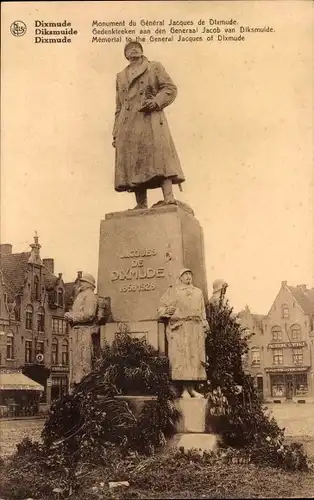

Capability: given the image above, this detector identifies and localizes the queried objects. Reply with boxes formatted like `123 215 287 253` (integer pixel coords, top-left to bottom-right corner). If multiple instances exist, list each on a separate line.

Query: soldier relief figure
113 41 185 209
158 269 209 398
64 273 99 390
209 278 229 307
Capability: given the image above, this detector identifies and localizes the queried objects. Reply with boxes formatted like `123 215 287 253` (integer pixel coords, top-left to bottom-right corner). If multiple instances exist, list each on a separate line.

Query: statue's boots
161 178 176 205
134 188 148 209
181 388 191 398
189 388 204 398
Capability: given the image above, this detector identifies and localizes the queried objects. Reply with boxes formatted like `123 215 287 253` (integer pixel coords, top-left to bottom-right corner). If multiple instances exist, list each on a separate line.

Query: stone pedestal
97 204 207 349
97 203 216 454
106 395 219 453
172 398 219 453
175 398 207 433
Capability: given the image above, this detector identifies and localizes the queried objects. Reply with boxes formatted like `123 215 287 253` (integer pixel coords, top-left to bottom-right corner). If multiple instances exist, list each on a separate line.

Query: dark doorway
286 376 293 399
256 376 264 401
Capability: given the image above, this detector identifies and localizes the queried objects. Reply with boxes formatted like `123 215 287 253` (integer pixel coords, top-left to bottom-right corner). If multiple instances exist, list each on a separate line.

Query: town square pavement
1 403 314 458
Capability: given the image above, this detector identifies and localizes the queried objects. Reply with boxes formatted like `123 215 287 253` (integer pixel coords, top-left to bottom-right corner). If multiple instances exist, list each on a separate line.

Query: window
34 276 40 300
291 324 301 341
36 340 44 355
57 289 64 307
271 375 285 397
51 376 69 400
256 376 263 392
282 304 289 319
295 374 308 396
52 317 67 335
51 338 58 365
14 298 21 321
251 347 260 365
273 349 283 365
6 332 14 359
61 339 69 365
293 348 303 365
25 340 32 363
25 305 33 330
271 326 282 341
37 307 45 332
241 352 249 368
242 328 251 341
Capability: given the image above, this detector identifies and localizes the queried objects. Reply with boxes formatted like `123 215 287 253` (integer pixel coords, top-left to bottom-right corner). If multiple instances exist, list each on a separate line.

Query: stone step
167 433 219 453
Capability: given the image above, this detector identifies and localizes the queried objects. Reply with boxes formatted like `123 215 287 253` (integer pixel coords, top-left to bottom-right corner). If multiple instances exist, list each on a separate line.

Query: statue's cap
124 41 143 57
213 278 228 293
80 272 96 288
179 268 192 279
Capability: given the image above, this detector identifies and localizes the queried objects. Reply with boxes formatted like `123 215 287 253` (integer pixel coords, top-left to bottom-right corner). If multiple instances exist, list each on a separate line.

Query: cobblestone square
1 403 314 458
0 418 44 457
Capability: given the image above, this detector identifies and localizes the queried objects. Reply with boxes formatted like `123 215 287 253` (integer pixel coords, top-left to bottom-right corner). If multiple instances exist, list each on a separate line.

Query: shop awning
0 372 44 391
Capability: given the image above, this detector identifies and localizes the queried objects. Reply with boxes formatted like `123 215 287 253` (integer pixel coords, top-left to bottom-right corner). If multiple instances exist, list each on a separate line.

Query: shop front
265 366 310 401
0 368 44 417
51 366 69 401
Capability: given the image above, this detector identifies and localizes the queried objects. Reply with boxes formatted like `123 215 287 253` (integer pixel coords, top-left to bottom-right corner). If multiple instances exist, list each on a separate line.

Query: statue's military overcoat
113 57 185 192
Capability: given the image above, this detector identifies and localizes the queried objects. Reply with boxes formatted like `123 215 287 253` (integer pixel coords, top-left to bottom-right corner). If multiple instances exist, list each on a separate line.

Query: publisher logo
10 21 27 37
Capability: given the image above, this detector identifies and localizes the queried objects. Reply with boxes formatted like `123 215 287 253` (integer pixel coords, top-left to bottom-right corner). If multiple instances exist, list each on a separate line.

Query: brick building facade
239 281 314 402
0 236 75 411
238 305 265 400
262 281 314 402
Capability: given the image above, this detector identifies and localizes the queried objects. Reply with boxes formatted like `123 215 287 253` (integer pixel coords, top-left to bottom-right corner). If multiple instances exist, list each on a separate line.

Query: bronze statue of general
112 41 185 209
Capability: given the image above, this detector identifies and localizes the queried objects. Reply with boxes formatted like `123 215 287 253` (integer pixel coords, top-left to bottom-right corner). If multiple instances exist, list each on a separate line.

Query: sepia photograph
0 1 313 498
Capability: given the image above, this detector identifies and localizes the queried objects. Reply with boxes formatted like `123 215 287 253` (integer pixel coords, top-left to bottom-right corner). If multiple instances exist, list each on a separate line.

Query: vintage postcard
0 1 313 498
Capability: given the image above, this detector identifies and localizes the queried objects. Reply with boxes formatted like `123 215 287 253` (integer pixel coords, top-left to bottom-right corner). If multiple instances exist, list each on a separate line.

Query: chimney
43 258 54 274
297 284 307 291
0 244 12 255
77 271 82 279
281 280 287 287
58 272 63 280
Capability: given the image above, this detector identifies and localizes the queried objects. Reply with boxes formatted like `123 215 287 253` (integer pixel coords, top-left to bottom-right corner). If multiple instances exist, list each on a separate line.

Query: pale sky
1 1 313 314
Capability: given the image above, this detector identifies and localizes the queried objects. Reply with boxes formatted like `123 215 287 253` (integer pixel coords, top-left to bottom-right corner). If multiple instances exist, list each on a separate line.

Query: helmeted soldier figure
209 278 229 307
64 272 98 390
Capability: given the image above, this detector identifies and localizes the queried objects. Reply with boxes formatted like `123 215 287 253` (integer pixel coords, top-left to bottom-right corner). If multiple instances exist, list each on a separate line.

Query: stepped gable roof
287 285 314 315
0 252 31 301
42 265 58 290
238 307 265 328
0 250 60 301
251 313 265 325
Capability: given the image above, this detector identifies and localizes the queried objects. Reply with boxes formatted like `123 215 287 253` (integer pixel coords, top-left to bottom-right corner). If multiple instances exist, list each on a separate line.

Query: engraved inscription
111 248 166 292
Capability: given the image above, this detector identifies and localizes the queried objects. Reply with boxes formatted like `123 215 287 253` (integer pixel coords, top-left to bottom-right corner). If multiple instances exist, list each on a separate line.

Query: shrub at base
42 332 180 459
205 292 308 471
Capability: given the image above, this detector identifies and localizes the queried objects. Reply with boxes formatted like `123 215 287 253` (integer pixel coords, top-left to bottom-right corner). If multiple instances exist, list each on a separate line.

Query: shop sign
265 366 310 373
267 341 307 349
51 366 69 373
0 368 21 374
